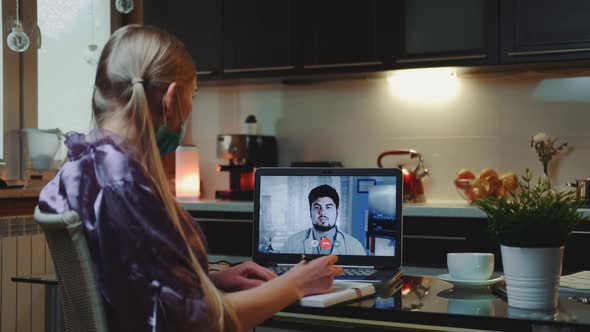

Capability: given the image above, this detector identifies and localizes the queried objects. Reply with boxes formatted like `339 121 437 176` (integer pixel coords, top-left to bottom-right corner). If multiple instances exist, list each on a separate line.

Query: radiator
0 215 54 332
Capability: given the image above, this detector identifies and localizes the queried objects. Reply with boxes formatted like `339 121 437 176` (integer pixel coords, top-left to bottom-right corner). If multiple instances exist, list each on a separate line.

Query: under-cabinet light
387 67 460 103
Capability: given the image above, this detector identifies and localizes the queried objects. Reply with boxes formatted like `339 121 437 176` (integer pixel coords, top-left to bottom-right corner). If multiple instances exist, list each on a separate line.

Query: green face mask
156 104 186 156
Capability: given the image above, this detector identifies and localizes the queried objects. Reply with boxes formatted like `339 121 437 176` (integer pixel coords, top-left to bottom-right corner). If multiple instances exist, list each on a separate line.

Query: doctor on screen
280 184 367 255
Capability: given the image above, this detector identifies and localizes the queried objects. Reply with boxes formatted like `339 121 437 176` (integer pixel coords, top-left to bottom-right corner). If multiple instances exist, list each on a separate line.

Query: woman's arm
224 255 342 330
209 261 277 291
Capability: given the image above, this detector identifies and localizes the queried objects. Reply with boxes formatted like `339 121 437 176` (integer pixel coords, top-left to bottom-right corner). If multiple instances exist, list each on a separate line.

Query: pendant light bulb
7 20 30 52
115 0 134 14
84 43 99 65
86 0 99 65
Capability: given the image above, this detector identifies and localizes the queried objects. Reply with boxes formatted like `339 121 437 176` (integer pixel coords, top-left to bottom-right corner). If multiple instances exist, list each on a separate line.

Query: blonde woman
39 25 342 331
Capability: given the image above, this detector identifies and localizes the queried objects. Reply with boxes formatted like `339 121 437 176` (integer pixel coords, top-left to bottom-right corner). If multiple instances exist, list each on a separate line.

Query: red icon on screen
320 237 332 250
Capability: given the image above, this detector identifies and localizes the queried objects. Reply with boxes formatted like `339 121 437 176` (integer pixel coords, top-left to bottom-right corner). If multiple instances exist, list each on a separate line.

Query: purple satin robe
39 129 211 331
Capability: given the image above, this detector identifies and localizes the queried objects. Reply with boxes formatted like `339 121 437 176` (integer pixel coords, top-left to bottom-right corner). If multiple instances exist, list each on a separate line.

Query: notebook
560 271 590 295
253 167 403 283
299 281 375 308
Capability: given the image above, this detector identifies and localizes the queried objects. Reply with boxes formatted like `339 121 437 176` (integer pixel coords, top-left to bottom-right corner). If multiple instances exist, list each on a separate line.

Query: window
37 0 110 132
1 0 22 180
1 0 120 181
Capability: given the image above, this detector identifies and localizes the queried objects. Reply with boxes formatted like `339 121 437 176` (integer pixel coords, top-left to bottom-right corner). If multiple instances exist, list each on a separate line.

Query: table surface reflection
281 274 590 331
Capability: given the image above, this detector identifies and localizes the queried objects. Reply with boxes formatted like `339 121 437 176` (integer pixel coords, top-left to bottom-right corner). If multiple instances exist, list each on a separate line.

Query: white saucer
437 273 504 288
437 288 498 301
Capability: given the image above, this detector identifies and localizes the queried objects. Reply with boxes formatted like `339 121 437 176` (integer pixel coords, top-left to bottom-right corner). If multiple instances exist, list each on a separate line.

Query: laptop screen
253 168 403 268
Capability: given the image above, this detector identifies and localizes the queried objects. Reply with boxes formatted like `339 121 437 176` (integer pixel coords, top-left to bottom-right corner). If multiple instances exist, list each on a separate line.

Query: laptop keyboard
269 266 377 277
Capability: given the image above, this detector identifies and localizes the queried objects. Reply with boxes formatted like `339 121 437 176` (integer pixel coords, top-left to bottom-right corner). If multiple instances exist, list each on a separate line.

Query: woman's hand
209 261 277 292
222 255 343 329
286 255 344 297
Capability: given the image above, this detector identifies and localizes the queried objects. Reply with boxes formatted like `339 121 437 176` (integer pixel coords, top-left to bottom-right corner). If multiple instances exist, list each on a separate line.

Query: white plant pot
501 245 564 311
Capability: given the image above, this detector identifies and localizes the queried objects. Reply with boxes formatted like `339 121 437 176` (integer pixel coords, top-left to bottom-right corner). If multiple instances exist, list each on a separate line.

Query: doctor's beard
313 224 335 233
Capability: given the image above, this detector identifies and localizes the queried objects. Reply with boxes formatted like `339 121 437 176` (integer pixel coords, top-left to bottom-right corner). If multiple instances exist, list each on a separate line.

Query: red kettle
377 149 429 203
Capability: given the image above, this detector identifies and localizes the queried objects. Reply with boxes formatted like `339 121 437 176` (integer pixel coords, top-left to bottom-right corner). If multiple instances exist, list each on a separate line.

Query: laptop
253 167 403 283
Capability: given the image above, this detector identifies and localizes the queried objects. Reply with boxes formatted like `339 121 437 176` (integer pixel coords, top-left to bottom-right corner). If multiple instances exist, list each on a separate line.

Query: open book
560 271 590 295
299 281 376 308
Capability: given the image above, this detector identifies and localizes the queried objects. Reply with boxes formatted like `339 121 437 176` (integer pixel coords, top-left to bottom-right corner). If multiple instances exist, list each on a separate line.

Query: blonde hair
92 25 239 331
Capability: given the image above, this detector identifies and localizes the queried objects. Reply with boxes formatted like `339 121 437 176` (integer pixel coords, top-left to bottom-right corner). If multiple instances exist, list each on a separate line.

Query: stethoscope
304 226 344 255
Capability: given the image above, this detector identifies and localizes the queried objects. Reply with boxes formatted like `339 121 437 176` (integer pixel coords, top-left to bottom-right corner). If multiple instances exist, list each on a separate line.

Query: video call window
258 175 398 257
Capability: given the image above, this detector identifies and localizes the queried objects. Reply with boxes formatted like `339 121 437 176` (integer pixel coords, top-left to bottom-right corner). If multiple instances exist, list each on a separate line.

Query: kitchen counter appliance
216 134 278 200
377 149 429 203
567 177 590 207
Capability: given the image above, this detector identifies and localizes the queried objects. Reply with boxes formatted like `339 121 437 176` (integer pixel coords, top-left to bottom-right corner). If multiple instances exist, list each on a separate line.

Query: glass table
266 274 590 331
13 270 590 332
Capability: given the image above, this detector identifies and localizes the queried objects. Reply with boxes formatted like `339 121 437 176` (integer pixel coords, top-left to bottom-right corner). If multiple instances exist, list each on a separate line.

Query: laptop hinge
336 265 376 269
276 263 376 269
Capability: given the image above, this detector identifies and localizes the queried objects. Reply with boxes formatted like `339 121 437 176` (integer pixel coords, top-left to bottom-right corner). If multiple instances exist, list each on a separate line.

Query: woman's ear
162 82 178 116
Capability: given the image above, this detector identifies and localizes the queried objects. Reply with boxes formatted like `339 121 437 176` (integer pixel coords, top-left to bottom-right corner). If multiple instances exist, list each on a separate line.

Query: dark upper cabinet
144 0 590 81
143 0 222 79
298 0 395 72
395 0 498 67
501 0 590 63
222 0 295 75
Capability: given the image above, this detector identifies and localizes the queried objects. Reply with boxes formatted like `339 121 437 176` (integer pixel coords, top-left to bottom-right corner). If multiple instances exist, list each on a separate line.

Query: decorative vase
500 245 564 310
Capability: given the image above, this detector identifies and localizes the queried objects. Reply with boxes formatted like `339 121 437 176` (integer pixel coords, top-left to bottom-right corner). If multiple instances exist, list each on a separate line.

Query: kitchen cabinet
189 210 254 257
404 216 590 274
563 222 590 273
189 208 500 268
402 216 501 268
299 0 394 73
395 0 498 67
222 0 295 77
143 0 590 82
143 0 222 80
500 0 590 63
186 203 590 273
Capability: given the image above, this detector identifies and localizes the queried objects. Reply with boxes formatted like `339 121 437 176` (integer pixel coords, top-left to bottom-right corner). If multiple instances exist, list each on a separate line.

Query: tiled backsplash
0 215 41 238
192 70 590 201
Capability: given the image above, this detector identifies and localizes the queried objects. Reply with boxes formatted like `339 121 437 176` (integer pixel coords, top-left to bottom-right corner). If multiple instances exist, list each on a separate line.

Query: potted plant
476 169 589 310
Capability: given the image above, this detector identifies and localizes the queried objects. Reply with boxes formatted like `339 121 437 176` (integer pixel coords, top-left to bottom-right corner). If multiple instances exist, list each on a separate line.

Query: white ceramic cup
447 253 494 281
447 298 495 316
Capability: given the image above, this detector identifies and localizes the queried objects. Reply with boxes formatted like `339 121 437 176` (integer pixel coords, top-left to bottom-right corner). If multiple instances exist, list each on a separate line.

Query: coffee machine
216 134 278 200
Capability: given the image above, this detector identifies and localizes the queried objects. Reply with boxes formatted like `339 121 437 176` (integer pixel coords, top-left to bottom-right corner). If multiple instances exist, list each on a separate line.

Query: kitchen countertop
0 188 41 199
181 199 590 218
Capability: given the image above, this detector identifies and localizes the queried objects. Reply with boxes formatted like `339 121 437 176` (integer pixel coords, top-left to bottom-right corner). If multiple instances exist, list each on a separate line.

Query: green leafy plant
476 169 589 247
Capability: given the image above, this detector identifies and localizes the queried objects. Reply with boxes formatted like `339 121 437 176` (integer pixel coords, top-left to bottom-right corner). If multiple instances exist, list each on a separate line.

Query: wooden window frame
0 0 142 181
1 0 23 181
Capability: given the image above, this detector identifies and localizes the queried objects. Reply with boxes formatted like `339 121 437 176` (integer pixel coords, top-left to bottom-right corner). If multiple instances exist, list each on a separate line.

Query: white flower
532 132 550 144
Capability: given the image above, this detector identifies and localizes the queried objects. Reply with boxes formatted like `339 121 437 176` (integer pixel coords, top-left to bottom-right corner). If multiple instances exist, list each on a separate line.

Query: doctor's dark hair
308 184 340 209
91 25 238 332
